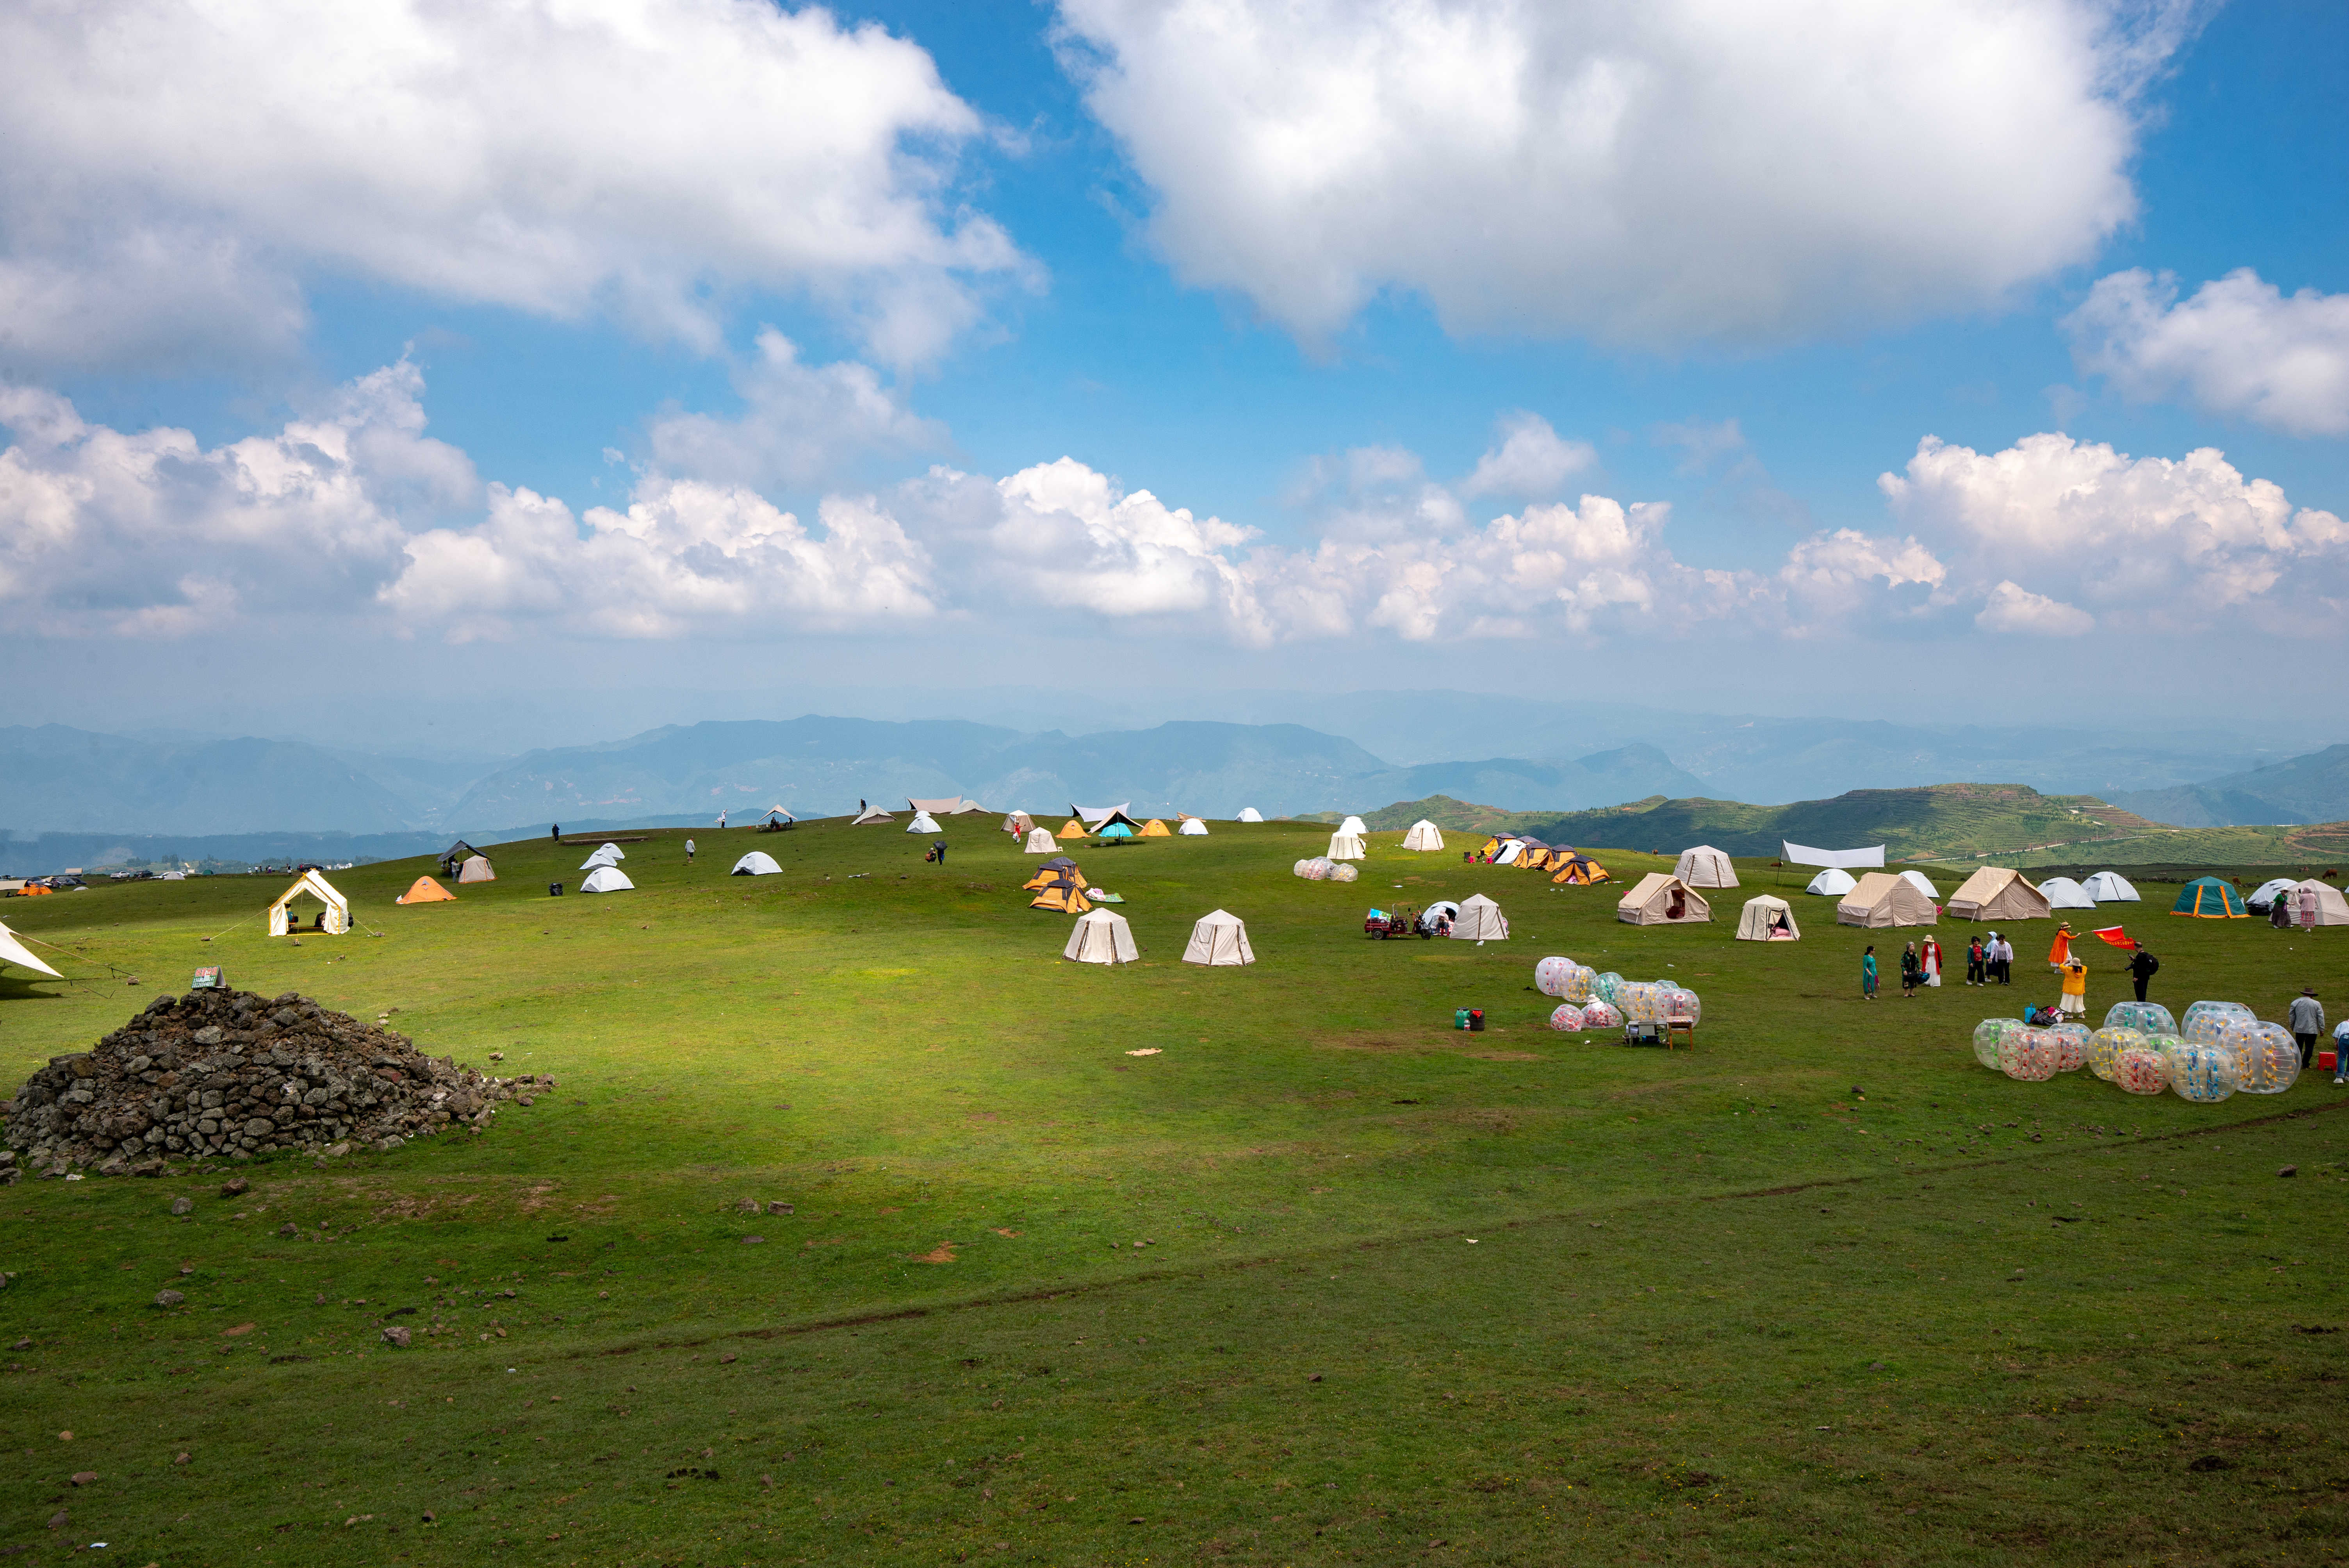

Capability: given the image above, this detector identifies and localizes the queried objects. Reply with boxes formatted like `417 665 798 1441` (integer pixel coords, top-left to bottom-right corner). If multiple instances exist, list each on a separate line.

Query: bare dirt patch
911 1243 959 1264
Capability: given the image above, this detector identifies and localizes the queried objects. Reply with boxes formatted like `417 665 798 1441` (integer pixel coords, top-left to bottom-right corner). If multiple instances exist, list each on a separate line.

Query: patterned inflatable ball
2048 1021 2092 1072
1535 957 1577 998
2179 1000 2254 1047
1549 1003 1586 1032
1592 971 1624 1004
2224 1019 2301 1095
1563 964 1596 1005
2101 1000 2176 1036
1331 863 1359 882
1580 999 1622 1029
1657 985 1702 1024
1618 982 1660 1024
2114 1039 2171 1094
1973 1018 2021 1071
2087 1026 2143 1082
2165 1037 2240 1103
1998 1027 2060 1082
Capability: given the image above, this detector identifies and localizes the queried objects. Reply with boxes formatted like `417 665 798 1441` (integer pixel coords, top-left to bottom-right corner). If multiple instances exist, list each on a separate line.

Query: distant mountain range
2109 745 2349 828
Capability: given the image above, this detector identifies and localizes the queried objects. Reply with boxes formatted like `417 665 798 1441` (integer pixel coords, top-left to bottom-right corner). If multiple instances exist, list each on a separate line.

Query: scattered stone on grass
2279 1165 2297 1178
154 1290 184 1308
766 1200 793 1215
169 1196 192 1215
4 987 552 1175
69 1472 96 1486
382 1326 412 1348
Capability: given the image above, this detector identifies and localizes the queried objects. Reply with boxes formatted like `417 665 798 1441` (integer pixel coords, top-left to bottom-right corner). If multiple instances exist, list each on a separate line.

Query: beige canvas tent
1183 908 1255 966
2292 878 2349 926
1449 893 1509 941
0 918 63 978
1022 827 1057 853
1736 894 1801 941
1836 871 1937 928
269 870 350 935
1063 908 1139 964
910 796 986 816
1674 845 1738 888
456 854 495 883
1002 811 1034 835
1947 866 2049 921
852 804 896 825
1328 830 1366 860
1617 872 1710 925
1401 819 1444 851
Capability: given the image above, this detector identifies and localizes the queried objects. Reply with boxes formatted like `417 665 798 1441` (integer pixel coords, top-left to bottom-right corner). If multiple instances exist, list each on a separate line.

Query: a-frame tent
269 870 351 935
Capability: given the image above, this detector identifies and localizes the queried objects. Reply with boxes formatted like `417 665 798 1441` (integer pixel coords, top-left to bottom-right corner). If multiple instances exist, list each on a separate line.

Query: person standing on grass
2128 945 2159 1002
685 838 695 863
1900 941 1924 997
2333 1018 2349 1085
2058 953 2088 1017
1862 945 1878 1001
1996 933 2016 985
2290 987 2326 1070
1966 935 1986 986
1923 934 1943 987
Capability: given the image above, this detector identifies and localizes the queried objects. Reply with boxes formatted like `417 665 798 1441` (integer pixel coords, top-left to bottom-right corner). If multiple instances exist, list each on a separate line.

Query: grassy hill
0 825 2341 1563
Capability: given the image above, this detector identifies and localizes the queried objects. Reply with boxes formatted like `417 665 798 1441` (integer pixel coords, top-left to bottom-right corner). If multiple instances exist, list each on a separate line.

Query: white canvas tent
1449 893 1509 941
456 854 495 884
731 851 782 876
1617 873 1710 926
2248 877 2299 912
1783 841 1886 869
1900 870 1940 899
2082 871 2138 902
906 811 941 834
1736 894 1801 941
1023 827 1058 853
2292 878 2349 926
1947 866 2049 921
1178 818 1209 836
268 870 351 936
1237 807 1264 823
851 804 895 825
0 918 63 978
1805 867 1857 896
580 866 634 893
1401 820 1444 852
1338 815 1369 837
1063 908 1140 964
1328 830 1366 861
1183 908 1255 966
1674 845 1738 888
1836 871 1936 928
2038 876 2096 909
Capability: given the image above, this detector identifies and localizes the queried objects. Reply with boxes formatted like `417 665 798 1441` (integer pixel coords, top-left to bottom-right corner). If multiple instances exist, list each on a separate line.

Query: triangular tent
456 854 495 883
1023 827 1057 853
396 876 456 905
1071 802 1143 833
731 851 782 876
437 839 478 875
1674 846 1738 888
595 842 625 860
1057 818 1087 839
1736 894 1801 941
1616 873 1710 925
2081 870 2138 902
1139 819 1171 837
906 811 941 834
580 866 634 893
1328 830 1366 861
1178 818 1208 836
1805 867 1857 896
2171 877 2245 918
911 796 986 816
1449 894 1509 940
580 849 621 871
0 918 63 978
1947 867 2050 921
1835 872 1934 928
1237 807 1263 823
1183 909 1255 966
268 870 351 935
852 805 896 825
1401 819 1444 851
1063 909 1139 964
1029 876 1091 914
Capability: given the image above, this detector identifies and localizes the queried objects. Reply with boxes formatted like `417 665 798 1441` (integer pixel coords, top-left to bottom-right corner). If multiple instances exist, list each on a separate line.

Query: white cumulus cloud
1976 580 2094 636
2064 267 2349 437
1056 0 2189 346
1461 413 1597 498
0 0 1025 372
644 330 946 492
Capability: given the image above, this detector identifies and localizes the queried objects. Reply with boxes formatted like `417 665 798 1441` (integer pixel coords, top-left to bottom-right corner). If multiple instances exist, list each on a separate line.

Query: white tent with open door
1183 908 1255 965
1063 908 1139 964
1449 893 1509 941
1805 867 1857 897
2038 876 2096 909
580 866 634 893
1617 873 1709 925
1328 830 1365 860
1402 820 1444 851
907 811 941 834
1736 894 1801 941
1023 827 1058 852
2082 871 2139 902
0 918 63 977
731 851 782 876
1674 845 1738 888
1237 807 1264 822
268 870 351 935
1178 818 1208 836
456 854 495 883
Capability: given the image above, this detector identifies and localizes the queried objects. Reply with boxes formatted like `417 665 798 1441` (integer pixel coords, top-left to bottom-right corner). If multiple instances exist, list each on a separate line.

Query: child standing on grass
1862 945 1878 1001
1967 935 1985 985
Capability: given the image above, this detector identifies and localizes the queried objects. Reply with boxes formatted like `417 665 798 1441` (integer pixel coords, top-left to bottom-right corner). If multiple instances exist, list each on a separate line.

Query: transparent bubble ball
1592 971 1624 1004
2048 1021 2091 1072
2102 1000 2175 1036
1580 1000 1622 1029
2222 1019 2301 1095
1535 957 1577 998
1562 965 1595 1005
1658 986 1702 1025
1973 1018 2022 1071
2114 1038 2171 1095
1549 1004 1585 1032
2180 1000 2254 1047
2087 1026 2143 1082
2165 1037 2240 1102
1618 982 1661 1024
1999 1027 2059 1082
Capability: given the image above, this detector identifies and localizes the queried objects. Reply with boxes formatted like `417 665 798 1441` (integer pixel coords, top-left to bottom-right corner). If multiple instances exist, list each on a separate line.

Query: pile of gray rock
3 987 549 1178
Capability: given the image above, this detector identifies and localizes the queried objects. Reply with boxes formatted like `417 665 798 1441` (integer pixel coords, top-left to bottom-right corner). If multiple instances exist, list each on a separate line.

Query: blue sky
5 0 2349 745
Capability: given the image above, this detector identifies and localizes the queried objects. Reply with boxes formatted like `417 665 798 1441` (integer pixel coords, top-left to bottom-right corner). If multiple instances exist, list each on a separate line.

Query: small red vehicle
1363 906 1431 939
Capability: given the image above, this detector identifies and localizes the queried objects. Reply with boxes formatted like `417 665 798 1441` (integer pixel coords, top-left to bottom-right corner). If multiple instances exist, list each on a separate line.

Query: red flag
2094 926 2136 950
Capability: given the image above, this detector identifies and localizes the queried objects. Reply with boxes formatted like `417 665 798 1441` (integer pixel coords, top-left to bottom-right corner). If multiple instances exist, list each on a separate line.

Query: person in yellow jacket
2057 952 2089 1017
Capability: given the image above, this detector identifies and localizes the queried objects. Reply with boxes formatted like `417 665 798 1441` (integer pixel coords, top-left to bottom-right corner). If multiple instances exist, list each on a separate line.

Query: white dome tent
1805 867 1857 897
1237 807 1264 823
1023 827 1058 853
595 842 625 860
1674 845 1738 888
581 866 634 893
1178 818 1209 836
2039 877 2097 909
1182 909 1255 966
1900 870 1939 899
1063 909 1139 964
2248 877 2299 913
2082 871 2139 902
1401 820 1444 851
906 811 941 834
731 851 782 876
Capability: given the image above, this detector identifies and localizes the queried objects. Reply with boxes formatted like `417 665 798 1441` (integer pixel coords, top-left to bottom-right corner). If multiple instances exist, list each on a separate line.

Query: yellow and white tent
269 870 351 935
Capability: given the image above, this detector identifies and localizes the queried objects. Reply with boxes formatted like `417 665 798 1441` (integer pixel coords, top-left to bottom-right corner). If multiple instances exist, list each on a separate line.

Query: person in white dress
1922 935 1942 987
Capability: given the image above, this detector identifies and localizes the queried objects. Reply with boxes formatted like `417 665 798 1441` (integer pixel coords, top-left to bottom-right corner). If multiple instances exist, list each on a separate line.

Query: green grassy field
1 818 2344 1566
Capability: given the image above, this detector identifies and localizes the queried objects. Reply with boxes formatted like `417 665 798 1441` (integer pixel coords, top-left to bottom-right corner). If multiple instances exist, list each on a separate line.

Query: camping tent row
270 870 351 935
1736 894 1800 941
1061 907 1258 966
1476 835 1612 884
1673 845 1738 888
1618 873 1708 925
1836 871 1936 928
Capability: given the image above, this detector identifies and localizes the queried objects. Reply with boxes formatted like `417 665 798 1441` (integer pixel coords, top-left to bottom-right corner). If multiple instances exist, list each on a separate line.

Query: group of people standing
1861 937 1946 1000
1965 933 2014 986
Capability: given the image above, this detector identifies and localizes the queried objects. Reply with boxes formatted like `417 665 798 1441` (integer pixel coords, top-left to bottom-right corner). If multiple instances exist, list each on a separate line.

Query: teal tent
2171 877 2246 918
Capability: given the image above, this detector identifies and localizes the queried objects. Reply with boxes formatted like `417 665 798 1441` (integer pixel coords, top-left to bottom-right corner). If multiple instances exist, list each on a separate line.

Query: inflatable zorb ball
2048 1021 2091 1073
1592 971 1624 1005
2087 1026 2143 1082
1535 957 1577 998
2116 1034 2178 1094
1581 999 1622 1029
2180 1000 2254 1046
1618 982 1661 1025
1549 1004 1586 1032
1331 863 1360 883
1563 965 1595 1005
2222 1019 2301 1095
2165 1037 2239 1103
1973 1018 2022 1071
1998 1027 2060 1082
2103 1000 2176 1036
1659 986 1702 1025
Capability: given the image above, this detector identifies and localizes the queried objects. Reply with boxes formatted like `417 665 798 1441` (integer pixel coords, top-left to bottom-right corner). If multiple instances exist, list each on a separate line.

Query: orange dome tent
396 875 456 905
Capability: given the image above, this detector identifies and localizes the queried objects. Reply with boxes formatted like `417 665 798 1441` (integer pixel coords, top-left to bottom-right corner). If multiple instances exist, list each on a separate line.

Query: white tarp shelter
906 811 941 834
2248 877 2299 912
457 854 495 884
1178 818 1209 836
1183 908 1255 966
2082 871 2139 903
1023 827 1058 853
1674 845 1738 888
1401 820 1444 851
1237 807 1264 823
1947 866 2049 921
0 918 64 978
1617 873 1710 926
1338 816 1369 837
1071 802 1134 827
1783 841 1886 870
2292 878 2349 926
269 870 351 935
1449 893 1509 941
580 866 634 893
731 851 782 876
1328 830 1366 861
1736 894 1801 941
1805 867 1857 896
2038 876 2097 909
1063 908 1139 964
1836 872 1936 928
